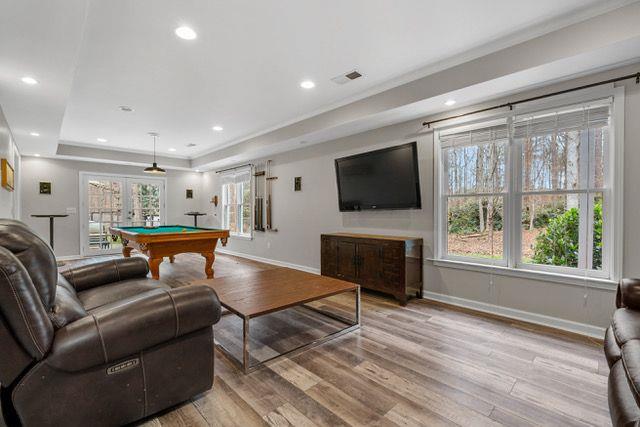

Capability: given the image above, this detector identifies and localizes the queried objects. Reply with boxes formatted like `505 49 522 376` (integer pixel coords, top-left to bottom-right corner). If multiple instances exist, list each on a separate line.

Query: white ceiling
0 0 631 159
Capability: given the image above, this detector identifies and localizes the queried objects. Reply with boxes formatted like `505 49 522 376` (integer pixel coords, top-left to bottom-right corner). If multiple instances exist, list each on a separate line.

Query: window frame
220 166 253 239
433 86 624 285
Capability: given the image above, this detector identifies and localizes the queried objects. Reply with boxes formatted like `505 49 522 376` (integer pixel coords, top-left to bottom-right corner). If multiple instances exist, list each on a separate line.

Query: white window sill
428 258 617 291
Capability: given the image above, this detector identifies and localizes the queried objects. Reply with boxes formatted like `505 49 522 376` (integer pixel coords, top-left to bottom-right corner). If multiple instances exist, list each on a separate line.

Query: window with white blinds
439 122 509 261
220 166 252 238
435 97 618 280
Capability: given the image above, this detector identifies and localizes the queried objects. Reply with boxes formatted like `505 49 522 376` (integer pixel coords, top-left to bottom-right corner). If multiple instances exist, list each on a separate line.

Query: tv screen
335 142 421 211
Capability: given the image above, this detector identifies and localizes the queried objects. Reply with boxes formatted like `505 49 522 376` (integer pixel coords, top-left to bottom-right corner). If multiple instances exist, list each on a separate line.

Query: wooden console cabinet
321 233 423 305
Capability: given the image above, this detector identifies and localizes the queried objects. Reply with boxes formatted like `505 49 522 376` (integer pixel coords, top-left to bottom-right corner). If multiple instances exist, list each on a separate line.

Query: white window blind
513 104 610 138
439 123 509 149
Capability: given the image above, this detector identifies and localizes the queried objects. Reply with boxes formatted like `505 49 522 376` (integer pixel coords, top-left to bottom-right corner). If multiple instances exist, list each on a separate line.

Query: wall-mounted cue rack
253 160 278 232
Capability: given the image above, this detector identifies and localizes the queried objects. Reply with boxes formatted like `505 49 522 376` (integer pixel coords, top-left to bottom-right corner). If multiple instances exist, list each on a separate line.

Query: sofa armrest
618 279 640 310
61 257 149 292
46 286 221 372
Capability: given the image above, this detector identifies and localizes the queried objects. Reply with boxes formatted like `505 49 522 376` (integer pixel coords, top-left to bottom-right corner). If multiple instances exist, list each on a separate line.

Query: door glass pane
447 196 504 260
87 180 123 251
130 182 162 226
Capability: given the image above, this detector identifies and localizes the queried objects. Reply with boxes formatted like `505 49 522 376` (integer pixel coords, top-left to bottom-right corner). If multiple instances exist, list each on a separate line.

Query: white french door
80 173 166 255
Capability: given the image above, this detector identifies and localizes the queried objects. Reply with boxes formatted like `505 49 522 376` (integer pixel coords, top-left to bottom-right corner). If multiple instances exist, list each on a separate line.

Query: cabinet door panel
380 243 404 290
336 241 357 282
321 236 338 277
357 242 382 288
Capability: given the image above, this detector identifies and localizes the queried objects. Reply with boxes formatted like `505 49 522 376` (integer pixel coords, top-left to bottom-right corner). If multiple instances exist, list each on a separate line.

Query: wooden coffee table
204 268 360 373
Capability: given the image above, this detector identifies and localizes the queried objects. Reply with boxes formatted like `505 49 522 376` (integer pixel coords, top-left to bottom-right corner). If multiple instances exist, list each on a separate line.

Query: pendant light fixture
144 132 166 175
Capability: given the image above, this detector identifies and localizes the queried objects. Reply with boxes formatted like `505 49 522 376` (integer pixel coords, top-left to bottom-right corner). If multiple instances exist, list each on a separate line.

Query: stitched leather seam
113 259 121 282
0 265 45 356
140 350 148 418
92 314 109 363
164 290 180 338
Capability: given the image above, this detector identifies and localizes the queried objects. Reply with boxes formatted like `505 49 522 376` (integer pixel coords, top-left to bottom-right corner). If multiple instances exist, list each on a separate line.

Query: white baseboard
56 254 84 261
423 291 606 339
215 248 321 275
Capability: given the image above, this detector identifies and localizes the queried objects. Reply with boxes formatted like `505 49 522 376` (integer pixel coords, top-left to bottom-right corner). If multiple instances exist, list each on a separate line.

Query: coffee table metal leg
243 317 250 374
355 286 361 325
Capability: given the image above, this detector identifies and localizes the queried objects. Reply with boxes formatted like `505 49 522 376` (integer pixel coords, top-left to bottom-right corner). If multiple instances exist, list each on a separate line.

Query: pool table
109 225 229 280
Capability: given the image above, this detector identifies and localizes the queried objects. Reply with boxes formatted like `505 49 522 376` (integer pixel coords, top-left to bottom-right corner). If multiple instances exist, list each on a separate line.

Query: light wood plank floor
76 252 610 426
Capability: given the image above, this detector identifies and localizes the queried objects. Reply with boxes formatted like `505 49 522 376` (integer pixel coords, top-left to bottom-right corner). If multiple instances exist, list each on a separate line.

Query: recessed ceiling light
118 105 133 112
300 80 315 89
212 125 223 131
445 99 456 106
175 26 197 40
168 148 177 152
30 132 40 137
33 153 40 157
195 169 201 172
21 76 38 85
97 138 108 143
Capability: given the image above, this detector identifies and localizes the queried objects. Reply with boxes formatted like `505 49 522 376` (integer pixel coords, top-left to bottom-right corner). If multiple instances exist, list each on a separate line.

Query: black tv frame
335 141 422 212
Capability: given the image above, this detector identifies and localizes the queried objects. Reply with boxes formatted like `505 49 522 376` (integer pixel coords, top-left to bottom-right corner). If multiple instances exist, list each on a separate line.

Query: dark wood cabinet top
322 232 422 243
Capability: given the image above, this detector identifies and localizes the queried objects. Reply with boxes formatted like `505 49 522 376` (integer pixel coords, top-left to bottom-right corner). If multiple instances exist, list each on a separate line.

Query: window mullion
508 115 520 269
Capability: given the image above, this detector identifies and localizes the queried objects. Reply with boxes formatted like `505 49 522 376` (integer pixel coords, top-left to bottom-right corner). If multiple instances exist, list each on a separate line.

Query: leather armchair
0 220 221 426
605 278 640 426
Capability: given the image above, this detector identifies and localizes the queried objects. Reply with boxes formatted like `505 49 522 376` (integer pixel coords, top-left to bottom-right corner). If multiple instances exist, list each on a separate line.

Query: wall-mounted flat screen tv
335 141 421 211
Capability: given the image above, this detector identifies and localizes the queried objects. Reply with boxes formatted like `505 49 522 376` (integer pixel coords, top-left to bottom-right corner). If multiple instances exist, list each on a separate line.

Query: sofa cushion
0 247 53 359
613 309 640 346
49 274 88 329
0 220 58 309
605 326 622 368
48 286 220 372
78 279 171 311
61 257 150 292
609 359 640 427
622 340 640 408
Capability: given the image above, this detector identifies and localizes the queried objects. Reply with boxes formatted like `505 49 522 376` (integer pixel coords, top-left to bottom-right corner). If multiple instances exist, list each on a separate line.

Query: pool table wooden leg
148 257 162 280
202 252 215 279
122 246 132 257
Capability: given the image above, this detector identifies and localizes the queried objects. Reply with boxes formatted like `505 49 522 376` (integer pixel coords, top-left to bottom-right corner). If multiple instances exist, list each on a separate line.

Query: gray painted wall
20 157 203 256
0 105 20 219
198 64 640 332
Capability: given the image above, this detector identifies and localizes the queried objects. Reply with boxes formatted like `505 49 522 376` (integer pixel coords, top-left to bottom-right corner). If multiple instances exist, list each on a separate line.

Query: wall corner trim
423 290 605 339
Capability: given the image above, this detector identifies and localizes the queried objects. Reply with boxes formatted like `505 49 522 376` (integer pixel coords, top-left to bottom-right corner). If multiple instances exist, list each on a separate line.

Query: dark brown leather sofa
605 278 640 426
0 220 221 426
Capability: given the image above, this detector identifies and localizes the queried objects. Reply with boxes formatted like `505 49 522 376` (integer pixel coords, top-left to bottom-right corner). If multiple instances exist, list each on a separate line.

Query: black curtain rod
215 163 253 174
422 71 640 128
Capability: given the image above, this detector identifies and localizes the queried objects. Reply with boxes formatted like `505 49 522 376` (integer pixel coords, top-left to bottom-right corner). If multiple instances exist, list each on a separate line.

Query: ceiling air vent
186 143 197 147
331 69 363 85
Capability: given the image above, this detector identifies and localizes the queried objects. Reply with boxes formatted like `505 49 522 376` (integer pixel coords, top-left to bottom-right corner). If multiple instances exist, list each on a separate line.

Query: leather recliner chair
0 220 222 426
605 278 640 426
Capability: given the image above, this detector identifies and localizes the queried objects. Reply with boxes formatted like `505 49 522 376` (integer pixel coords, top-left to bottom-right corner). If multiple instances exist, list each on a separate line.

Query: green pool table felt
117 226 219 234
